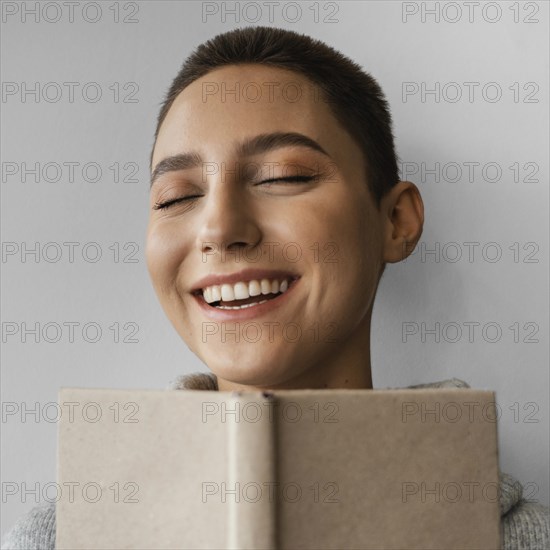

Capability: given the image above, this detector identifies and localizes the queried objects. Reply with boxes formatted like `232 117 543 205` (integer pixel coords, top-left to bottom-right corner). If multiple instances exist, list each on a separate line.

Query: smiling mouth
192 277 299 310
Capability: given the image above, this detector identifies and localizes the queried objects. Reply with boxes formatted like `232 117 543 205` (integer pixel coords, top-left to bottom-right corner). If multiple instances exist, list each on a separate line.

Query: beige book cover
55 387 501 550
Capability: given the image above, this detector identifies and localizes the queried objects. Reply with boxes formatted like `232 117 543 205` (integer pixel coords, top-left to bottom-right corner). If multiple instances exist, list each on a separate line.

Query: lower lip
192 277 301 321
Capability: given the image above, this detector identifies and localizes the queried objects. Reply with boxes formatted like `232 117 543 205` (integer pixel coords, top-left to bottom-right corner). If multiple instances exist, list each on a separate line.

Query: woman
2 26 548 550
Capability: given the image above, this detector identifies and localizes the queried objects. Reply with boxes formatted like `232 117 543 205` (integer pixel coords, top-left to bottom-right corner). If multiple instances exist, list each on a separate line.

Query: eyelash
152 175 316 210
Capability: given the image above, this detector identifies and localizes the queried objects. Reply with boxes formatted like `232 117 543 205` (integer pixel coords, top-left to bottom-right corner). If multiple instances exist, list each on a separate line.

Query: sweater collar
167 371 521 517
167 372 473 392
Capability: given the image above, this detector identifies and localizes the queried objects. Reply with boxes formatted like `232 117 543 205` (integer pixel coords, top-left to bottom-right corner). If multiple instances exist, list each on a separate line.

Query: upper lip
191 268 300 293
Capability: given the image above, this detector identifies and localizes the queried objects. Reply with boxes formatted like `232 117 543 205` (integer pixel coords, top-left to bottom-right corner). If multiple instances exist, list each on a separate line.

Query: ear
381 181 424 263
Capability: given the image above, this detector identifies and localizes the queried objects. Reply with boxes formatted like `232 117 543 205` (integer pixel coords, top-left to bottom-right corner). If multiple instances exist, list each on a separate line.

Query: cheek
145 224 186 296
313 192 374 255
322 196 381 290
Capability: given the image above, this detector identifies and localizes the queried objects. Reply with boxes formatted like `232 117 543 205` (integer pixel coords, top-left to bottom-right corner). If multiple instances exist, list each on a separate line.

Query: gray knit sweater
2 374 549 550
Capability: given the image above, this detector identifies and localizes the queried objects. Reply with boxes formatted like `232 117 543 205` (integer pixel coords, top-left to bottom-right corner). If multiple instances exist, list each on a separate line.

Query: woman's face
146 64 386 389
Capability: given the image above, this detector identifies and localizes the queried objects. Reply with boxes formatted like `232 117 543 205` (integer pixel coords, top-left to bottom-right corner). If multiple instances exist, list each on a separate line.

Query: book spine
227 391 277 550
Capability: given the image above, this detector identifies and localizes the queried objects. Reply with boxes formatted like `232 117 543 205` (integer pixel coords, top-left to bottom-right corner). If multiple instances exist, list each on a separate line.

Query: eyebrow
150 132 331 189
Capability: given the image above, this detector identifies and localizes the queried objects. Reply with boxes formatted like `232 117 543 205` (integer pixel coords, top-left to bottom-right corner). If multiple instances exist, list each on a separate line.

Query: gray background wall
2 0 548 537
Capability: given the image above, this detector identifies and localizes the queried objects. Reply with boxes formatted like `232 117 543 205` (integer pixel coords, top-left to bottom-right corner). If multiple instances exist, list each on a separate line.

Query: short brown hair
151 26 399 206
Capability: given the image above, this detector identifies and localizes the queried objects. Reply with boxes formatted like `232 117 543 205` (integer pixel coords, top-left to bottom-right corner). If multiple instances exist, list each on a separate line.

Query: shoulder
167 371 218 391
502 496 549 550
404 377 471 389
1 502 56 550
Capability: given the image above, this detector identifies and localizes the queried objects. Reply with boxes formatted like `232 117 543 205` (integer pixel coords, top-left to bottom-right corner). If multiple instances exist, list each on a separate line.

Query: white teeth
249 280 262 297
216 299 270 310
233 282 249 300
261 279 272 295
211 285 221 302
221 284 235 301
200 277 294 304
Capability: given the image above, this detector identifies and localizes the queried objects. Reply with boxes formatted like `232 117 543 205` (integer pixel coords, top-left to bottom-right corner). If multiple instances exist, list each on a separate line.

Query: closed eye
153 196 202 210
153 176 316 210
258 175 316 185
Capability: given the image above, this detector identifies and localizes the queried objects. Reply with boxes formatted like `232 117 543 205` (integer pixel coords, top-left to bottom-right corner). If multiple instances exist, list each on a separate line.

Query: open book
56 387 501 549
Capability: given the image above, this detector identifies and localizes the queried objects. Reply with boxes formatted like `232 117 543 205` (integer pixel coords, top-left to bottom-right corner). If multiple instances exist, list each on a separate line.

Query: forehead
152 64 357 169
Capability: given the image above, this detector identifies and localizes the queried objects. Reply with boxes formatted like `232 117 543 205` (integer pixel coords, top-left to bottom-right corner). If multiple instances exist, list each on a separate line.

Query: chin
208 356 292 387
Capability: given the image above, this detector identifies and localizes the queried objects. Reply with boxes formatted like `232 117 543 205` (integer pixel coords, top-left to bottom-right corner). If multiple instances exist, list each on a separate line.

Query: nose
195 172 261 261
